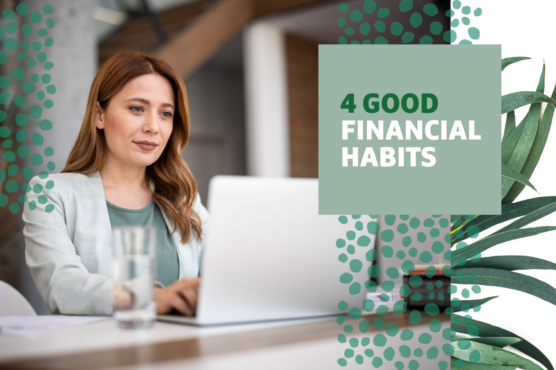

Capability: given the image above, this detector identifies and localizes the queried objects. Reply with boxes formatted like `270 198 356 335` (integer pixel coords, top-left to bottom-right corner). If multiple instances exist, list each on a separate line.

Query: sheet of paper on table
0 316 110 337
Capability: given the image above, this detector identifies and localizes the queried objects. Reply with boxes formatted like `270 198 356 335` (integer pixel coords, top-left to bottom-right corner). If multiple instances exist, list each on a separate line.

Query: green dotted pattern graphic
0 3 56 215
333 1 478 367
335 215 451 368
446 0 482 44
449 215 485 367
336 0 481 45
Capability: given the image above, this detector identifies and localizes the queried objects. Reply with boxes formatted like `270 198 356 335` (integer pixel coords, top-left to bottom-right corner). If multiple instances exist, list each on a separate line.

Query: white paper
0 315 109 337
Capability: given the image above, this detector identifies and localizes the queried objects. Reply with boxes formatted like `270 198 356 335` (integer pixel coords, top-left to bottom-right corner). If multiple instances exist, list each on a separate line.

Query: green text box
319 45 501 215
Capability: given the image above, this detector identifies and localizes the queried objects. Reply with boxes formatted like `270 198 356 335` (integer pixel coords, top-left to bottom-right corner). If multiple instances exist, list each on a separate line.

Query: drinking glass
112 226 156 328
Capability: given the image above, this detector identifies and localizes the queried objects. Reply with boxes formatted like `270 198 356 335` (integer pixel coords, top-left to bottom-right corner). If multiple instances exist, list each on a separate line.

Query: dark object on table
403 274 450 310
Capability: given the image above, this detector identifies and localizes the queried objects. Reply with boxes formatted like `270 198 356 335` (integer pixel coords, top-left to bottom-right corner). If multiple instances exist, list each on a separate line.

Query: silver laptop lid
196 176 375 325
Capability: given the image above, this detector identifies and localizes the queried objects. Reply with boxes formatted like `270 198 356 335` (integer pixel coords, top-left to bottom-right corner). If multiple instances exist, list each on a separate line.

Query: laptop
157 176 376 326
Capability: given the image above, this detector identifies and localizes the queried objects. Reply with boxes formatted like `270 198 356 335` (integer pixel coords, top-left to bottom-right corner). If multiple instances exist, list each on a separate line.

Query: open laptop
157 176 376 326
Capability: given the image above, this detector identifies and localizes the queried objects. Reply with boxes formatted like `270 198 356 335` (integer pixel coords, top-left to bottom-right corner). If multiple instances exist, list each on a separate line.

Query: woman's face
95 73 175 168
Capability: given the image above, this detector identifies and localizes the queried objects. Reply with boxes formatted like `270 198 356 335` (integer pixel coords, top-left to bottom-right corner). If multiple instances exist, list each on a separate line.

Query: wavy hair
62 50 201 243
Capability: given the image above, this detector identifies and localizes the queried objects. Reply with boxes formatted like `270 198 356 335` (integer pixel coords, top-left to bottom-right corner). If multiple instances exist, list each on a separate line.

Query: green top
106 200 179 287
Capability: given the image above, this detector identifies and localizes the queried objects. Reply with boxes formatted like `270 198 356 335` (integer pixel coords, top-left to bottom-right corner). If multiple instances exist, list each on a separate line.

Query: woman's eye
162 112 173 118
130 106 143 113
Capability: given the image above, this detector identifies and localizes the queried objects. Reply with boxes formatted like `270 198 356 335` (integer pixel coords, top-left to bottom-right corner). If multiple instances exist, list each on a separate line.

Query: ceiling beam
101 0 336 78
154 0 253 79
98 0 212 67
253 0 337 18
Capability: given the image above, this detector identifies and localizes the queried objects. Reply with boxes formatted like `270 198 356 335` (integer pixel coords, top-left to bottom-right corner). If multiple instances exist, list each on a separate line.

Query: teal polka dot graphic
335 215 449 367
401 32 415 43
377 7 390 18
423 4 438 16
4 37 18 50
333 3 453 367
0 3 57 215
391 22 404 36
445 1 482 44
410 12 423 28
336 0 449 45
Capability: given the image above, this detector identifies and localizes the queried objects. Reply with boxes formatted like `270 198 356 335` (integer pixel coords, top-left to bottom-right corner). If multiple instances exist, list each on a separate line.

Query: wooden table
0 312 450 370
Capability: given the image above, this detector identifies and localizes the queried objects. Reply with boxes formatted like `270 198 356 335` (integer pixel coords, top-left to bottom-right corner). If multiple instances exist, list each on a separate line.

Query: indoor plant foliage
449 58 556 369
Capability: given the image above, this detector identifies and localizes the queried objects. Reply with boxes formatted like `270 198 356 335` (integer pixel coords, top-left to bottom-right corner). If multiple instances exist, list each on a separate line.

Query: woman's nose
143 112 160 134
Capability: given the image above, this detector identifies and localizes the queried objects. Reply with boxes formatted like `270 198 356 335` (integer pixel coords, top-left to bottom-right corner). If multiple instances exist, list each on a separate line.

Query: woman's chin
129 154 161 168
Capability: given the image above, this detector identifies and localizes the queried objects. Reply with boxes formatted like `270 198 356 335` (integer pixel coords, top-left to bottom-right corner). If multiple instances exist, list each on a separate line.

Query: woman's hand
154 278 200 316
114 290 134 310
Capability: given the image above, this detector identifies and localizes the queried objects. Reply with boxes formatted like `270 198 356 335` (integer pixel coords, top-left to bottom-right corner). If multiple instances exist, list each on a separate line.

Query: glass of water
112 226 156 329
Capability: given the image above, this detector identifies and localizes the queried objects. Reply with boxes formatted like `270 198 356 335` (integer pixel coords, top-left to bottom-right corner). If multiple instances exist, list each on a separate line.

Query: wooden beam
100 0 336 78
154 0 253 79
253 0 338 18
98 0 212 67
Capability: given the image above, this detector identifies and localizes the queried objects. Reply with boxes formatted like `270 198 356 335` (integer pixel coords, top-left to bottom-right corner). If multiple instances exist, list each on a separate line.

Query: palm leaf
452 340 544 370
452 215 480 237
452 197 556 244
452 296 498 313
501 122 525 164
492 198 556 236
452 268 556 307
454 255 556 271
504 82 556 203
502 164 538 195
452 215 465 230
451 314 554 370
453 226 556 261
501 57 530 71
451 358 520 369
453 335 522 348
501 65 544 198
502 91 556 114
502 111 516 143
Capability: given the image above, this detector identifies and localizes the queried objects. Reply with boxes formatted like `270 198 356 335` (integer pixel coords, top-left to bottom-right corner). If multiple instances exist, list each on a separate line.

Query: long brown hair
63 50 201 243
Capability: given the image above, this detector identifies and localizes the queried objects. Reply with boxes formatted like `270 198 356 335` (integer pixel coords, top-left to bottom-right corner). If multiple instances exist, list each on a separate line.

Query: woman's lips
133 141 157 151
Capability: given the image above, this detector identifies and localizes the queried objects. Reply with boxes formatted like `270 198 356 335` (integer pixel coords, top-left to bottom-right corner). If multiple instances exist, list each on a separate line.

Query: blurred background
0 0 449 314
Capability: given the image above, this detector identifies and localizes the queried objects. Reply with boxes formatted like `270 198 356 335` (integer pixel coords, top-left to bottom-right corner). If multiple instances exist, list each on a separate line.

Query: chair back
0 280 36 316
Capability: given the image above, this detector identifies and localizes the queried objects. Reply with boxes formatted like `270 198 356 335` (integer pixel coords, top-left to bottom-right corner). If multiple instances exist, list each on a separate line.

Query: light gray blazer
22 171 209 316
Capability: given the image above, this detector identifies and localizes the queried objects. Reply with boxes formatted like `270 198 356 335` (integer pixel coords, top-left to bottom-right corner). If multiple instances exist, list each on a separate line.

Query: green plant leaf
452 296 498 313
453 336 522 348
455 255 556 271
536 61 546 93
502 91 556 114
452 197 556 244
502 57 530 71
493 197 556 236
451 358 520 369
452 215 464 230
453 226 556 261
452 215 479 235
504 82 556 204
502 111 516 143
501 121 525 164
502 164 538 194
452 315 554 370
453 268 556 307
452 340 544 370
501 65 545 198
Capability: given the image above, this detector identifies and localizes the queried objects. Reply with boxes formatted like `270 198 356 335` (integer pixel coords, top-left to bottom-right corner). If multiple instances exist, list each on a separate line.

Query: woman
22 50 208 316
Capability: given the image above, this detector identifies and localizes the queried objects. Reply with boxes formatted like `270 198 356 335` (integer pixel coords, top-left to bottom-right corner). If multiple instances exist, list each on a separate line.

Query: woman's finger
170 294 193 316
190 278 200 294
177 286 198 315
